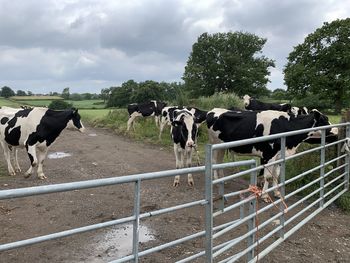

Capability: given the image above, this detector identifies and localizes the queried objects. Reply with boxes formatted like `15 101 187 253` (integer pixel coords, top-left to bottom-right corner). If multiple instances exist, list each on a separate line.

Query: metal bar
204 144 213 263
213 195 254 217
247 161 257 261
0 166 206 200
320 129 326 207
0 215 135 252
324 163 347 178
212 159 256 170
345 124 350 190
212 123 348 151
324 173 346 189
256 188 348 262
111 230 206 263
279 136 286 239
132 179 141 263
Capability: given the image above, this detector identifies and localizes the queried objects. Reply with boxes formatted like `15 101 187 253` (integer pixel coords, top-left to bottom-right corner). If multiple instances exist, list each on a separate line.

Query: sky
0 0 349 94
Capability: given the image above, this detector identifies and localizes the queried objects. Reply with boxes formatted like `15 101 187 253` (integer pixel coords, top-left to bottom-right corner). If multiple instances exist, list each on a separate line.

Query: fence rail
0 123 349 262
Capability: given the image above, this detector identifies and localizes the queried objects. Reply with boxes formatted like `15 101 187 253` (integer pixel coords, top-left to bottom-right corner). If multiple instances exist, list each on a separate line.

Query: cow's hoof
173 181 179 187
9 172 16 176
261 194 270 203
38 174 47 180
274 191 281 198
15 168 21 173
188 180 194 187
24 173 32 178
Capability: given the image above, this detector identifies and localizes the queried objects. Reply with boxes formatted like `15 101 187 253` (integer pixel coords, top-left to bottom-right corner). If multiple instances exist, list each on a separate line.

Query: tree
61 87 70 100
16 90 27 96
100 88 111 103
48 100 73 110
131 80 166 103
183 32 275 97
271 88 289 100
1 86 15 98
107 80 138 107
284 18 350 113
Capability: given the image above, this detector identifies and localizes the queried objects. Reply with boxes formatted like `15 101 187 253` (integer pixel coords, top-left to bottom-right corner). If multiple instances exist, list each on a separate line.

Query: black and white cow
291 106 309 117
171 109 198 187
243 95 292 113
127 100 167 131
159 106 207 139
0 107 85 179
206 108 336 201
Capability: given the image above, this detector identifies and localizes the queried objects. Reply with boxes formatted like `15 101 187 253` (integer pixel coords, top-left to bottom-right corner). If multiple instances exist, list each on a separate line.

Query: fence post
279 136 286 238
320 129 326 207
247 160 257 262
132 179 141 263
345 124 350 191
205 144 213 263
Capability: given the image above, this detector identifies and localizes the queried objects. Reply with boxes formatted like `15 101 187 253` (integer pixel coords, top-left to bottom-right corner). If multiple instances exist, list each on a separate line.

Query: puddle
95 223 155 258
47 152 72 159
88 133 97 137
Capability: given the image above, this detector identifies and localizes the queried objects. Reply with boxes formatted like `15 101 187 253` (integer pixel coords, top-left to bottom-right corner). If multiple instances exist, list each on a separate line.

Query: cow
0 107 85 179
291 106 309 117
171 109 198 187
159 106 207 139
243 95 292 113
206 108 336 201
127 100 167 131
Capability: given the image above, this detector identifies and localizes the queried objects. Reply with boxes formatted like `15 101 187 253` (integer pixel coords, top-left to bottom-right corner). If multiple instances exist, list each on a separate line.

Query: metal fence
0 123 349 262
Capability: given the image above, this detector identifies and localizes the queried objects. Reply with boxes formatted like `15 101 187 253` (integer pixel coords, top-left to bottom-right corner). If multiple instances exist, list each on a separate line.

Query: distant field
10 96 63 101
0 98 22 107
9 99 106 109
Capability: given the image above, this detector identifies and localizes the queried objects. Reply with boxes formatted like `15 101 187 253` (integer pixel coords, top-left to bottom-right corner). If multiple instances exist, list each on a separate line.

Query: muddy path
0 126 349 263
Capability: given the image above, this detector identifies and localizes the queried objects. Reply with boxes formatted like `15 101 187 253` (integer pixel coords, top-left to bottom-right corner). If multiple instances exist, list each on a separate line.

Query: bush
48 100 73 110
192 92 244 110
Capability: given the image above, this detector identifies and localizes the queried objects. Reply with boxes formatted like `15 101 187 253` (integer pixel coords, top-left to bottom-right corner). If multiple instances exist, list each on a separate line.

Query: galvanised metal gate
0 123 349 262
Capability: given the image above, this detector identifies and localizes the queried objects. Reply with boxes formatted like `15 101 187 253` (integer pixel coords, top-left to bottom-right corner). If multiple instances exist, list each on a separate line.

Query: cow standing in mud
171 110 198 187
0 107 85 179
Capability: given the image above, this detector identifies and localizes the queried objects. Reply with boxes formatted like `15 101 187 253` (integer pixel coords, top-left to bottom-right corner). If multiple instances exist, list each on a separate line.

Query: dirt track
0 126 349 262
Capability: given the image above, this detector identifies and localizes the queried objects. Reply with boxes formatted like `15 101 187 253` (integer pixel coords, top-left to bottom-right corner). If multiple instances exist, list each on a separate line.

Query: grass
10 96 63 100
7 98 106 109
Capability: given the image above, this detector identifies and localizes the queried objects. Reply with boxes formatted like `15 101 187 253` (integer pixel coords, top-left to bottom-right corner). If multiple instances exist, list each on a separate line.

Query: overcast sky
0 0 349 94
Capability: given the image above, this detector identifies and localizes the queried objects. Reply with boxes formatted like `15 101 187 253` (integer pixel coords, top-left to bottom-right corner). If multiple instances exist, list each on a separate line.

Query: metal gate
0 123 349 262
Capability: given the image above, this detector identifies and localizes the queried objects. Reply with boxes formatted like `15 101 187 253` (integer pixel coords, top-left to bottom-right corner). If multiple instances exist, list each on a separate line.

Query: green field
10 96 62 101
6 98 106 109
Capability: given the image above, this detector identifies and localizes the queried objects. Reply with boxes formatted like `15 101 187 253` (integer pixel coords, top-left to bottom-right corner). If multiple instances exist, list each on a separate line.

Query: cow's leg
24 145 38 178
173 144 183 187
2 143 16 176
14 148 21 173
36 146 48 180
154 116 160 128
213 149 225 180
261 161 274 202
272 164 281 198
185 148 194 186
158 118 167 140
127 112 141 131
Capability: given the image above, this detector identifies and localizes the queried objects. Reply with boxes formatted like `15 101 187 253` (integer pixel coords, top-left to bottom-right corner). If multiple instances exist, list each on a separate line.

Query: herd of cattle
127 95 337 201
0 96 337 203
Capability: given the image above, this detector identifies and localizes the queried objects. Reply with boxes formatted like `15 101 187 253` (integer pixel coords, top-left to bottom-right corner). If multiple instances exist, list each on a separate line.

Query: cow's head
172 110 198 148
67 109 85 133
307 109 337 140
243 95 251 107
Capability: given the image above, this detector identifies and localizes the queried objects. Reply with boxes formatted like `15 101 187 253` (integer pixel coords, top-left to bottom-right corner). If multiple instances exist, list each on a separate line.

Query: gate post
279 136 286 238
247 160 257 262
345 123 350 191
320 129 326 207
205 144 213 263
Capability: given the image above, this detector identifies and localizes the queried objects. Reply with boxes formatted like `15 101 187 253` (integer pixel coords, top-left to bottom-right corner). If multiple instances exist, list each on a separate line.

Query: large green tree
1 86 15 98
284 18 350 113
183 32 275 97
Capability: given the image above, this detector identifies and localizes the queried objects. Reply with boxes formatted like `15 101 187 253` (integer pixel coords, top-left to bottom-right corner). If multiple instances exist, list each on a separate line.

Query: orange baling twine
240 185 288 262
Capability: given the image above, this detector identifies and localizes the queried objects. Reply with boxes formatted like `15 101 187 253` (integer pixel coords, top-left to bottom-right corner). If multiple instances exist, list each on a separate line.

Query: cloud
0 0 349 93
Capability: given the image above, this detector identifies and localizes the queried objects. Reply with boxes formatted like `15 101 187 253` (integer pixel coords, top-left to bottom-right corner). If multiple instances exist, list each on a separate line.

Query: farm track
0 125 349 262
